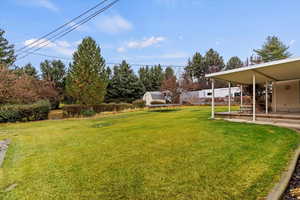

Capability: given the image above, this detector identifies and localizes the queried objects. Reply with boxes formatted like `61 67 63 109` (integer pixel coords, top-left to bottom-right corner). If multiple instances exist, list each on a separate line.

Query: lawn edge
266 128 300 200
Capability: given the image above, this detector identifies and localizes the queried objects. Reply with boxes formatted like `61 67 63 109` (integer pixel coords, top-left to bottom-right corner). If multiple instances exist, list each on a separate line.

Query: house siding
272 80 300 112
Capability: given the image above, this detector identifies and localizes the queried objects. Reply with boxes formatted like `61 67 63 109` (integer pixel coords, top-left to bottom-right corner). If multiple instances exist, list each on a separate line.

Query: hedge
132 100 146 108
0 100 51 123
62 103 135 117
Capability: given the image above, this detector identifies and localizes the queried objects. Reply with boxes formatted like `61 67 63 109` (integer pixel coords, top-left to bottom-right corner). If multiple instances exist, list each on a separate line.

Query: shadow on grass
91 122 113 128
148 109 181 113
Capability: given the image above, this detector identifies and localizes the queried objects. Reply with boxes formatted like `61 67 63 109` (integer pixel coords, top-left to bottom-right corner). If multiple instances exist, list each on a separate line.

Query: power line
15 0 111 53
17 0 120 60
21 51 186 68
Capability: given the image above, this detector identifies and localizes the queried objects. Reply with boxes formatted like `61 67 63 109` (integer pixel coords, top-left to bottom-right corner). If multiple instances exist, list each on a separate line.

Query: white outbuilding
143 91 167 106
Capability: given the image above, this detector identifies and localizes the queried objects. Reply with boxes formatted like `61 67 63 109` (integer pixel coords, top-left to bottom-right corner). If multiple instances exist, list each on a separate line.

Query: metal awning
205 57 300 84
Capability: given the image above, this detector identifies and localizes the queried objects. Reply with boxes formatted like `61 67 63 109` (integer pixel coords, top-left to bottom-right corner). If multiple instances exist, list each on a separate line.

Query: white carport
205 57 300 121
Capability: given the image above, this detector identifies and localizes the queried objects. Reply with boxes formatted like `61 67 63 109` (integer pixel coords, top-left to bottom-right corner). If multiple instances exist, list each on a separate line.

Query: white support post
228 82 231 113
211 79 215 119
253 73 256 122
240 85 243 109
265 81 268 114
273 82 277 113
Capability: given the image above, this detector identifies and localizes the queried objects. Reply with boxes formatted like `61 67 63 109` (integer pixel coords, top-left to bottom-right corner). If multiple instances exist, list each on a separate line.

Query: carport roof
205 57 300 84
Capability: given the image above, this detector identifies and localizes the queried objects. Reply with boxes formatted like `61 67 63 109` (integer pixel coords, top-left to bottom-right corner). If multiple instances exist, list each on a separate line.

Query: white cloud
37 0 58 11
24 38 56 48
68 22 91 32
128 37 165 48
160 52 188 59
20 0 59 12
137 52 188 59
289 40 296 46
24 38 75 56
95 15 133 34
117 36 166 52
117 47 126 53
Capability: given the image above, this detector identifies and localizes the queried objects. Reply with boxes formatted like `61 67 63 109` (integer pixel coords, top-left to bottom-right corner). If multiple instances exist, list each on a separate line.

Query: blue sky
1 0 300 70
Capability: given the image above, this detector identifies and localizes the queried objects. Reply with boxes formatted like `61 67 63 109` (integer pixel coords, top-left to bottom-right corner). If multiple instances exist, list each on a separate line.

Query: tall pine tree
66 37 107 105
254 36 291 62
0 29 16 66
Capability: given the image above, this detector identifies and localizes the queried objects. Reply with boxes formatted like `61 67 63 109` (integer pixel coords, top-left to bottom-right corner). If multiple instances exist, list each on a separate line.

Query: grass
0 106 299 200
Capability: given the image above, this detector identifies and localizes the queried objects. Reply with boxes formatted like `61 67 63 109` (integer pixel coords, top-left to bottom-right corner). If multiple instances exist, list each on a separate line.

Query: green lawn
0 107 299 200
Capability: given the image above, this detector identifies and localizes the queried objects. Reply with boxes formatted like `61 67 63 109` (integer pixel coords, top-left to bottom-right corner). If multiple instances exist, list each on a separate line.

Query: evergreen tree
13 63 38 78
186 52 204 81
164 66 175 80
226 56 243 70
66 37 107 105
106 60 145 103
150 65 164 91
139 65 164 91
40 60 66 89
203 48 225 73
0 29 16 66
184 58 193 78
200 49 225 88
254 36 291 62
22 63 38 78
139 66 152 91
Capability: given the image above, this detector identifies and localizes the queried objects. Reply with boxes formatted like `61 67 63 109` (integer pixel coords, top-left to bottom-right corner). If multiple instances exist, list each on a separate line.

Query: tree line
0 27 292 106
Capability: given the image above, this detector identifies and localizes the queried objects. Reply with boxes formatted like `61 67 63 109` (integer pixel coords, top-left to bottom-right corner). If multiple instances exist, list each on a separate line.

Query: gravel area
282 157 300 200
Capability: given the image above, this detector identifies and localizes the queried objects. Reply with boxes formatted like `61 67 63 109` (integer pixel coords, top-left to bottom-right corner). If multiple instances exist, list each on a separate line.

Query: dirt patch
282 156 300 200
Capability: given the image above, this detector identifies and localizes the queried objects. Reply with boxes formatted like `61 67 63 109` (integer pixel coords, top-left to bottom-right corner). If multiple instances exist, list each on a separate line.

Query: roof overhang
205 57 300 84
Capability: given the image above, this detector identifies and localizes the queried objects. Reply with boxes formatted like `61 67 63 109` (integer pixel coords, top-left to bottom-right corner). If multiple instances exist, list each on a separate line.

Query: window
207 92 212 96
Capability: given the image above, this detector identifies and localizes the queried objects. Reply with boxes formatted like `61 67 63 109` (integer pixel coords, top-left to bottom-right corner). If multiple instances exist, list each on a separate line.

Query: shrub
62 103 134 118
0 100 51 123
132 100 146 108
80 109 96 117
151 101 165 105
0 67 59 106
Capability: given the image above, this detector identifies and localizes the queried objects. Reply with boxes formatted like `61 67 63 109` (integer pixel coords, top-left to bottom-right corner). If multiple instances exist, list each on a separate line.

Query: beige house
273 79 300 112
205 57 300 124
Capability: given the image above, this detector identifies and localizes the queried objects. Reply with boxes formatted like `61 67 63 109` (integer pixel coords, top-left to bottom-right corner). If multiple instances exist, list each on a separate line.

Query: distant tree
185 52 204 81
161 74 179 103
180 72 199 92
20 63 38 78
66 37 107 105
40 60 65 86
203 48 225 73
164 66 175 80
139 65 164 91
150 65 164 91
201 49 225 88
226 56 243 70
139 66 152 91
0 29 16 66
254 36 292 62
106 60 145 103
250 55 263 65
